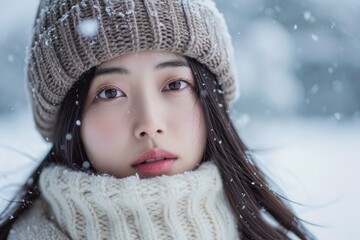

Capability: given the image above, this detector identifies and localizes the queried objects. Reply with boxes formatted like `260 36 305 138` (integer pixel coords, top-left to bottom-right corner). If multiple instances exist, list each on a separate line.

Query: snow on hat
27 0 238 140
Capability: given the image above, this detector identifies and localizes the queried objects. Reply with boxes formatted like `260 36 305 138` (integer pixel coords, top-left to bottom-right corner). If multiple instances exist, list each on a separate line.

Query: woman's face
81 51 206 179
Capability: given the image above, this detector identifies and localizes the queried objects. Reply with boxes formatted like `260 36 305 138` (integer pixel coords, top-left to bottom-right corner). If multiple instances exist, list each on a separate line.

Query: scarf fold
28 161 239 239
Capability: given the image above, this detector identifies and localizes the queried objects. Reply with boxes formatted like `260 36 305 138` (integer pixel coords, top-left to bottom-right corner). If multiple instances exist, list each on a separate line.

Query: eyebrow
95 59 189 77
155 59 189 70
95 67 129 76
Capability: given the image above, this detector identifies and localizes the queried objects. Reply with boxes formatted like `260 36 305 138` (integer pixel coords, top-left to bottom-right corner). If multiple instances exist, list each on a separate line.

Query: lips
132 148 178 167
132 148 178 177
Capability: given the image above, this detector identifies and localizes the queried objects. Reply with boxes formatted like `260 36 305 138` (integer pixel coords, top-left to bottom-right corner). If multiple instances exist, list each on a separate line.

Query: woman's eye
163 80 189 91
97 88 125 100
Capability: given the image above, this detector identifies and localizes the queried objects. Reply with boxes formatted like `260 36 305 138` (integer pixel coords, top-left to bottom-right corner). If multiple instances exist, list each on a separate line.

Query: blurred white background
1 0 359 239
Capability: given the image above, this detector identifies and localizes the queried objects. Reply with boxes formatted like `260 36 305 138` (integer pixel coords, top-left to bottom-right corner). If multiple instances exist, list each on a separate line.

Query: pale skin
81 51 207 179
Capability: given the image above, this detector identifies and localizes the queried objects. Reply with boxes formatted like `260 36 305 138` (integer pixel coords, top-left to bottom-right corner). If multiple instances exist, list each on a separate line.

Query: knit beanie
27 0 238 140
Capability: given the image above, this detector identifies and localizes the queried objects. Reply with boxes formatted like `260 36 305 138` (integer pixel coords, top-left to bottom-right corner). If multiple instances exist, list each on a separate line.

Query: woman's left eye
163 80 189 91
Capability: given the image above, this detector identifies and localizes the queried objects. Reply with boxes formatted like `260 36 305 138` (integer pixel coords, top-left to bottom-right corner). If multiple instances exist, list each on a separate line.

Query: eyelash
96 86 125 100
95 79 192 101
163 79 191 92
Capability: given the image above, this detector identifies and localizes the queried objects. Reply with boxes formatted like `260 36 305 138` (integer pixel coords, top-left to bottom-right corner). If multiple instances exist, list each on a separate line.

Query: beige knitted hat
27 0 238 140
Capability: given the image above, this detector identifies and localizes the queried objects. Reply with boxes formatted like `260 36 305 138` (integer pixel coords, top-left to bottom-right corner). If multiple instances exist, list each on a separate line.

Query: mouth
132 148 178 167
132 149 177 177
141 157 170 164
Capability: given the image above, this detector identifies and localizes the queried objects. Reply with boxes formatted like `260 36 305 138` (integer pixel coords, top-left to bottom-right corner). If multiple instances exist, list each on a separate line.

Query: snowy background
1 0 359 239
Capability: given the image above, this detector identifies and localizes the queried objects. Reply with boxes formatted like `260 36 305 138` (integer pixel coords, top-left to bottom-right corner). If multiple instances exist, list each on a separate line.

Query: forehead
99 51 186 68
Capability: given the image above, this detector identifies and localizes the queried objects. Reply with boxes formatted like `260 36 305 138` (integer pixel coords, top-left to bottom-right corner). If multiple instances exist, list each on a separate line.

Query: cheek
193 107 207 145
81 108 128 154
82 112 114 141
176 101 206 143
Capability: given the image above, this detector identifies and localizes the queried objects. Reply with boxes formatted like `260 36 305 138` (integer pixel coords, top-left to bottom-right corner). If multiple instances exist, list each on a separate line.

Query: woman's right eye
96 87 125 100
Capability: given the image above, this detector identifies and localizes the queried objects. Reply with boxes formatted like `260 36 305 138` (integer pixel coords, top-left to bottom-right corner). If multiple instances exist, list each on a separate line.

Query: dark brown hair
0 59 314 239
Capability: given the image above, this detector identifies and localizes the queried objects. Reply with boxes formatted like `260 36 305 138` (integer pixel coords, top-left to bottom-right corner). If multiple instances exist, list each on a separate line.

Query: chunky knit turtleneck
10 162 240 240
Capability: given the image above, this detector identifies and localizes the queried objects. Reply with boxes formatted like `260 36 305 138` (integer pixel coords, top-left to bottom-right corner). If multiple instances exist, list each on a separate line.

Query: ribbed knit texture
8 200 70 240
27 0 238 140
21 161 239 239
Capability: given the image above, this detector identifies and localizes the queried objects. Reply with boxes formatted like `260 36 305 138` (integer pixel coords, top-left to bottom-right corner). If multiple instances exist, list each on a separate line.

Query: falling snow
1 1 360 239
303 11 316 22
334 112 342 120
8 55 14 63
65 133 73 141
82 161 91 169
78 18 99 37
310 84 319 94
311 34 319 42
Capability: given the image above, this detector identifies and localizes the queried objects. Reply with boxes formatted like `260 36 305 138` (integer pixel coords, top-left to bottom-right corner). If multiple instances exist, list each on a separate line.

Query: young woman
0 0 314 239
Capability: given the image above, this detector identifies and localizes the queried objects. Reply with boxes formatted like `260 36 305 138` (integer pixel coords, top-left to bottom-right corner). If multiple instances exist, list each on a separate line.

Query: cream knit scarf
10 161 240 240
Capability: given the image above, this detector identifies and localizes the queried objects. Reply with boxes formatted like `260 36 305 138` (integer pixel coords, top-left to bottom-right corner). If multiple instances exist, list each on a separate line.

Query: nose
133 97 166 139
